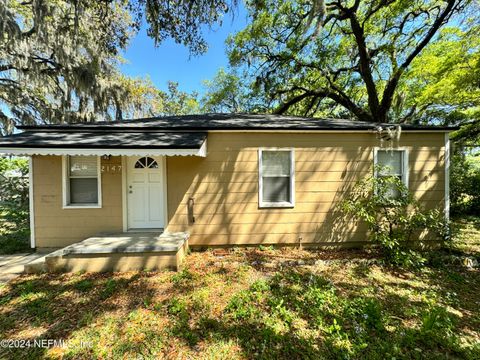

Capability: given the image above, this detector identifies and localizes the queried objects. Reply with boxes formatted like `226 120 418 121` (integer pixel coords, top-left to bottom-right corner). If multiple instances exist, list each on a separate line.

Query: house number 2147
101 165 122 173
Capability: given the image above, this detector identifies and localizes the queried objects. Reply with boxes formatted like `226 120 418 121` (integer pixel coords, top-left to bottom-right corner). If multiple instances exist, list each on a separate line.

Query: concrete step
29 232 190 273
23 255 47 274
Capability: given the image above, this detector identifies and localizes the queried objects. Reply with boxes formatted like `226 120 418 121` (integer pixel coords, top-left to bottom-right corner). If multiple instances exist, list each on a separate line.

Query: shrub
342 166 447 266
0 156 30 253
450 150 480 216
0 156 29 209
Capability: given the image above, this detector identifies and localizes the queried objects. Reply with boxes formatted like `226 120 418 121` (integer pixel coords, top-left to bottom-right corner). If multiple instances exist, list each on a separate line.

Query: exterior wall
33 155 123 248
32 132 446 249
166 132 446 247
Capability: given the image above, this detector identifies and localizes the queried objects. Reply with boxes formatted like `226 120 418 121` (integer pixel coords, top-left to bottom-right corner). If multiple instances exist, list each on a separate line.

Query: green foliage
100 278 119 299
1 247 479 359
0 0 229 131
342 166 447 266
74 279 94 292
223 269 474 359
0 0 134 130
417 305 459 350
421 305 454 334
171 268 194 285
0 156 30 254
201 67 267 113
226 290 257 320
405 25 480 144
226 0 473 122
450 216 480 255
450 150 480 215
138 0 236 55
344 297 385 333
87 75 199 120
0 156 29 209
157 81 199 116
167 297 189 316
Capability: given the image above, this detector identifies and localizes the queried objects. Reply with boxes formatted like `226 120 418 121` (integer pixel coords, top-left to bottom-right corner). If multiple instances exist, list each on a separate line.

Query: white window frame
62 155 102 209
373 147 409 188
258 148 295 208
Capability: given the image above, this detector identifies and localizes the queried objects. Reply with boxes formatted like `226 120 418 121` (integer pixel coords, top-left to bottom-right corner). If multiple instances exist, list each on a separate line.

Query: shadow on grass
0 253 478 359
0 272 148 358
165 268 476 359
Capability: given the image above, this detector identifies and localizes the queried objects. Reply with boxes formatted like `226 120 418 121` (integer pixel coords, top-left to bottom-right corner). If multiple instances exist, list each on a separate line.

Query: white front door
127 156 165 229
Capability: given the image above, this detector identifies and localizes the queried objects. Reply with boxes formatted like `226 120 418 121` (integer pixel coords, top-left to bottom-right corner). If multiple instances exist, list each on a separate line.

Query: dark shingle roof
0 131 207 149
17 113 457 131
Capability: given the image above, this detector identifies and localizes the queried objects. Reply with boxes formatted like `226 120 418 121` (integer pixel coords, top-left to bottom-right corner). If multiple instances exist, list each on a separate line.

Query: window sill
62 205 102 209
259 202 295 209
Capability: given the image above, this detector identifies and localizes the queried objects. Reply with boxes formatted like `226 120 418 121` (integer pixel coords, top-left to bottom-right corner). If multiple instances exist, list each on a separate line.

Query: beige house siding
32 132 446 249
166 132 446 247
33 155 123 248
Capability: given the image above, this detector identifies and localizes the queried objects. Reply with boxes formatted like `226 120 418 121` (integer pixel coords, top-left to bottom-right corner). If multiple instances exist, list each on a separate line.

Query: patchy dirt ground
0 243 479 359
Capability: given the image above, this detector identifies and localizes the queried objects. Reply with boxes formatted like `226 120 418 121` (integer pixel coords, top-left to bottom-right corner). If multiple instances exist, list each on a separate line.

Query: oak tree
227 0 472 123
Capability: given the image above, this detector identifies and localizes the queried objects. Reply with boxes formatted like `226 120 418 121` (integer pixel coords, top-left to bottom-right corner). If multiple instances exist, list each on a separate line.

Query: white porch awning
0 131 207 157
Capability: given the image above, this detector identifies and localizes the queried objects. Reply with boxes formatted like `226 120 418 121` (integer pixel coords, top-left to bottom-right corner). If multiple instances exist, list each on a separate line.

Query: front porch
0 128 207 251
25 231 189 273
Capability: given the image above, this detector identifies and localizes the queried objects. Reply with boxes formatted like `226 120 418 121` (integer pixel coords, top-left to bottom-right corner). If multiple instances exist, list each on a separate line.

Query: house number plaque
101 165 122 173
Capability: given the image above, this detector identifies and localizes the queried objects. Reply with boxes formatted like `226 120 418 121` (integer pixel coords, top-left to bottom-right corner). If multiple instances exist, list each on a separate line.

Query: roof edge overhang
17 126 459 132
206 129 456 133
0 140 207 157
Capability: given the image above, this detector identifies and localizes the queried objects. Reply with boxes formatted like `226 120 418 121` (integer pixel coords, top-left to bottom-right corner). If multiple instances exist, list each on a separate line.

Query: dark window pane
146 157 158 168
263 177 290 203
70 178 98 204
135 157 158 169
135 158 146 168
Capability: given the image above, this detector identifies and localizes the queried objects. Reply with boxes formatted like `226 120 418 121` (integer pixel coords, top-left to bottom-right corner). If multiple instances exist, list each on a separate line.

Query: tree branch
274 86 372 121
337 4 380 118
362 0 398 28
0 65 16 73
379 0 461 119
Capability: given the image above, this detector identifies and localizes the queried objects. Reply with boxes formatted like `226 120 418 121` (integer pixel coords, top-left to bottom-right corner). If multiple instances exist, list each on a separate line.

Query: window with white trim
64 156 101 206
259 149 295 207
374 149 408 198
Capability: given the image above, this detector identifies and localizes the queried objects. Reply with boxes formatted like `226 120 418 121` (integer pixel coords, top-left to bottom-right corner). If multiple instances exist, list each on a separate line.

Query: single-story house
0 114 454 271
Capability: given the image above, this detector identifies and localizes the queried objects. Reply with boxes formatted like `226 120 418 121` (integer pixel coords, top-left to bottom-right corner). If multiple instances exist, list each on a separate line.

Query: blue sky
120 4 248 95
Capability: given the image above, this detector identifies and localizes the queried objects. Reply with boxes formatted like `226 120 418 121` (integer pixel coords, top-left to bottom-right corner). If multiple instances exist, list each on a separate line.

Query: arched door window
134 157 158 169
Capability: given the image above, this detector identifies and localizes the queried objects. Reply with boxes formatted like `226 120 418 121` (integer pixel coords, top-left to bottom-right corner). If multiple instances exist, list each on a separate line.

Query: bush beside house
0 157 31 254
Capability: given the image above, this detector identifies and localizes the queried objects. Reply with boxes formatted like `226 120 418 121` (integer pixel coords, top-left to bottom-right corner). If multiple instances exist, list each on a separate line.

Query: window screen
67 156 99 205
69 178 98 204
377 151 403 177
375 150 407 198
260 150 294 206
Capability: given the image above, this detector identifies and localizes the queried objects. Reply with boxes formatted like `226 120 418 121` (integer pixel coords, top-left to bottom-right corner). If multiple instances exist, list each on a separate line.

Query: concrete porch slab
58 232 189 255
39 232 190 273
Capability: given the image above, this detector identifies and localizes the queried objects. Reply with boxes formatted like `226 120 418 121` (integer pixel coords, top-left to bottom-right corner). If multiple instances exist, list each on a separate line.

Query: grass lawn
0 219 479 359
451 216 480 255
